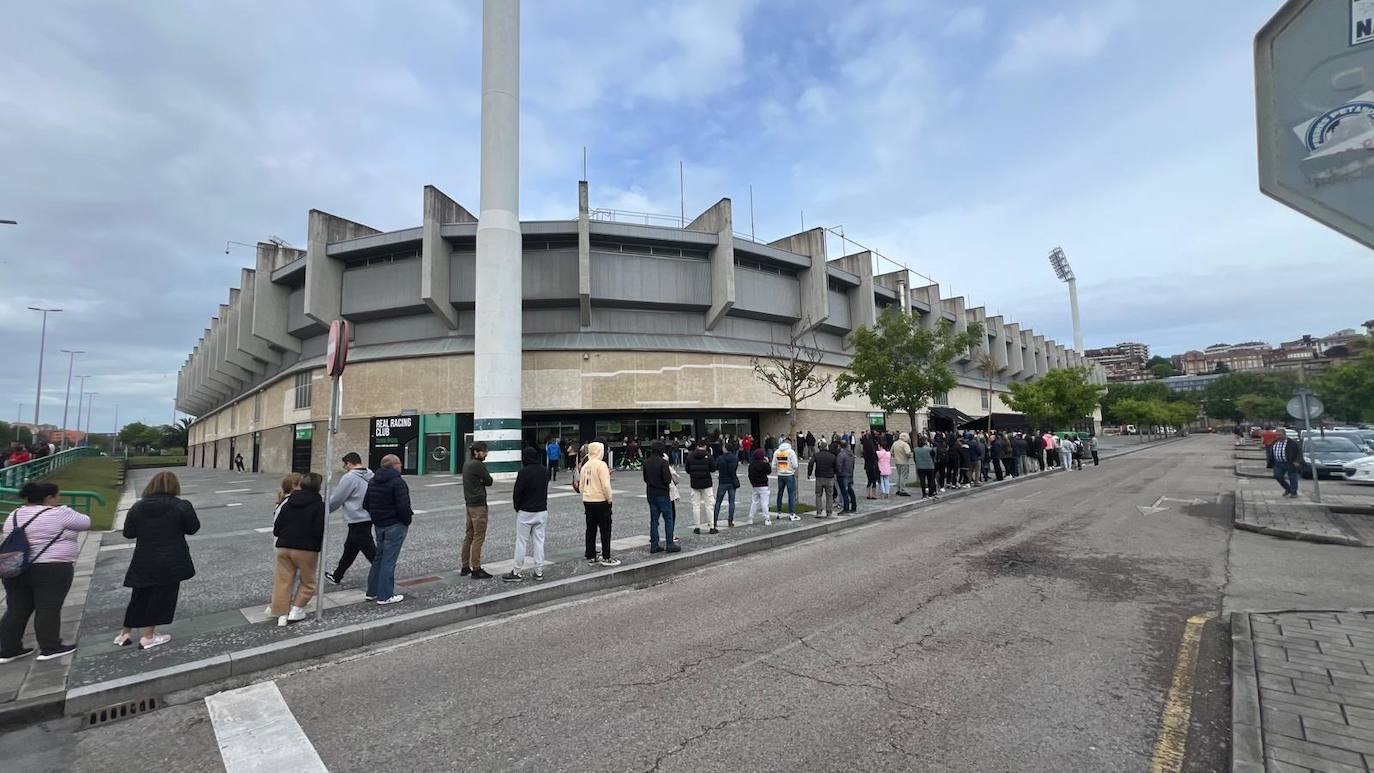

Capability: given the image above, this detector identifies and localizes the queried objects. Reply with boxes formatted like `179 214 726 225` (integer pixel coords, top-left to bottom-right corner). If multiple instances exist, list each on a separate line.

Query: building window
253 391 262 423
981 391 991 411
294 372 312 410
933 391 949 406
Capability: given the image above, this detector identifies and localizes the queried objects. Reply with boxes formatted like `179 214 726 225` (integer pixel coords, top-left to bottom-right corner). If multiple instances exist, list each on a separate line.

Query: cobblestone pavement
1239 611 1374 773
1233 489 1363 547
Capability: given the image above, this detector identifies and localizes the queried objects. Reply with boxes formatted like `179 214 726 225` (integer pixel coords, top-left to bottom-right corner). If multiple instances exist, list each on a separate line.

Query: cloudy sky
2 0 1370 430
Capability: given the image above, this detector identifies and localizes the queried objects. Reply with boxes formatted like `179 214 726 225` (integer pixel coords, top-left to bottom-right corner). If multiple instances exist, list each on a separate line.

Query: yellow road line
1150 611 1218 773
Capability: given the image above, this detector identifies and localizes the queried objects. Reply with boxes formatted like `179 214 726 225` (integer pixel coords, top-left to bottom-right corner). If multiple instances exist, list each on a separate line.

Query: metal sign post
1289 388 1326 503
316 320 350 622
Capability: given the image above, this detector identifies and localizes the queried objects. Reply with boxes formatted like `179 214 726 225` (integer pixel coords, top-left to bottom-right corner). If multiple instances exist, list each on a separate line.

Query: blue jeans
714 485 737 525
648 495 674 549
1275 462 1299 496
367 523 408 600
776 475 797 514
838 475 856 511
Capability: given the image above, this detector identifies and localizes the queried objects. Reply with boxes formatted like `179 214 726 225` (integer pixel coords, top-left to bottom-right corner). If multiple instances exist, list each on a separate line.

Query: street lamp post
83 393 97 446
112 404 119 456
59 349 83 450
28 307 62 429
73 375 89 445
1047 248 1084 354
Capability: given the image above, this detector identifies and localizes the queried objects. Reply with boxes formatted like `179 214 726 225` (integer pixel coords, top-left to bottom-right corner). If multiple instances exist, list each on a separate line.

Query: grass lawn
43 457 124 530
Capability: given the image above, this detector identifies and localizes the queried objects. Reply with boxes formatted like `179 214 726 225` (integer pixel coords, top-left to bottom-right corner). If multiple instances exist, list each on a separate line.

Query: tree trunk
788 395 798 444
908 410 918 437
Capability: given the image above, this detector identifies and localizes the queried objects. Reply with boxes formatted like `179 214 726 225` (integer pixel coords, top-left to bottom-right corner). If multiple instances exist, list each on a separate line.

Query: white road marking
253 527 274 533
99 543 135 552
412 509 429 515
229 480 251 484
215 488 253 494
424 482 461 488
205 681 328 773
226 503 243 508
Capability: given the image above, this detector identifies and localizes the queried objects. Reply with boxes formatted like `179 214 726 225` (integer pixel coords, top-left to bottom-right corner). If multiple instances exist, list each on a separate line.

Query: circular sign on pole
1256 0 1374 249
326 319 350 377
1287 394 1325 420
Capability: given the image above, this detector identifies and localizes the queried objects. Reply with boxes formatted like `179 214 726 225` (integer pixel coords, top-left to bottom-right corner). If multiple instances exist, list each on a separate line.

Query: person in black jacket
115 471 200 650
861 432 880 499
643 441 678 553
365 455 413 606
1267 429 1305 498
747 448 773 525
685 441 716 535
712 443 741 529
270 472 325 626
808 441 839 517
503 447 550 582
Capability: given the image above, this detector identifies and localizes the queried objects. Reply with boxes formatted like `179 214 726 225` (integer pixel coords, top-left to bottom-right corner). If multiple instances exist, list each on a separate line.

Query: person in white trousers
747 448 772 525
503 447 549 582
684 440 717 535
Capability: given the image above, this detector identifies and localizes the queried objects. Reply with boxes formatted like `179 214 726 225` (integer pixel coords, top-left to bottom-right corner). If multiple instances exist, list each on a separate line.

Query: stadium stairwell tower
474 0 523 475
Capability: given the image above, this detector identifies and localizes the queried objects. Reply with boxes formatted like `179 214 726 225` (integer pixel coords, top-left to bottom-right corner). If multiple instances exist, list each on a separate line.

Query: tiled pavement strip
1235 612 1374 773
0 435 1170 723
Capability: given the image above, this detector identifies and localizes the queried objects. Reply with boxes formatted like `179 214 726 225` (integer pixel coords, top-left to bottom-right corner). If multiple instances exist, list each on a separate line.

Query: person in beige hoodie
579 442 620 567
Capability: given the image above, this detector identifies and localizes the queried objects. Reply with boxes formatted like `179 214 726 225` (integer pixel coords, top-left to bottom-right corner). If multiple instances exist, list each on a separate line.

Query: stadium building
177 182 1104 476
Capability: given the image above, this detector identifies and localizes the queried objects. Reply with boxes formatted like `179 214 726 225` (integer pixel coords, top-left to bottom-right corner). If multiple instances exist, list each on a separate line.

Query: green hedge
125 456 188 469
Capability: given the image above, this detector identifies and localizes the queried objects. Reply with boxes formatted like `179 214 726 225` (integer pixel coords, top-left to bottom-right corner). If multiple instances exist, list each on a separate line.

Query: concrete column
577 180 591 327
943 296 968 362
212 313 251 387
224 289 264 378
769 228 829 335
967 306 989 361
686 197 735 330
896 278 909 316
988 315 1009 371
237 268 280 367
873 270 908 316
473 0 523 475
917 283 943 330
1003 322 1025 377
1032 335 1048 377
304 209 380 327
832 251 876 330
253 244 302 352
422 184 476 330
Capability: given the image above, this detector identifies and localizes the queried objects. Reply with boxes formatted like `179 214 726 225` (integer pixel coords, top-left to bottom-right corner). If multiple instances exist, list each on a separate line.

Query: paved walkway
1236 611 1374 772
1233 489 1363 547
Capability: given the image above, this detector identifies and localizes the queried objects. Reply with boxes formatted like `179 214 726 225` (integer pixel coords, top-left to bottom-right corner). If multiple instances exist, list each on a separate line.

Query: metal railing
0 446 103 489
0 487 106 515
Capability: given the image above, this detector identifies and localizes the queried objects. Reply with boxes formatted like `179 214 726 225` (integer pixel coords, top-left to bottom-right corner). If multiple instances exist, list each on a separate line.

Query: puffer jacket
122 494 200 588
685 448 714 490
836 447 856 477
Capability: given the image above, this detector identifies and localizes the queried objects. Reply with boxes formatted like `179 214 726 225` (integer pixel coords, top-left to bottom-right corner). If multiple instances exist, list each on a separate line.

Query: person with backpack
0 482 92 663
270 472 326 626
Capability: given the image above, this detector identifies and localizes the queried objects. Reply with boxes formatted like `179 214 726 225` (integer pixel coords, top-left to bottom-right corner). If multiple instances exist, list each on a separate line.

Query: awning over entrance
958 413 1032 432
927 406 976 431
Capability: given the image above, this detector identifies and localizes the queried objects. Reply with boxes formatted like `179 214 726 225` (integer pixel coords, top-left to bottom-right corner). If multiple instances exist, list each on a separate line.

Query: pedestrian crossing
205 681 327 773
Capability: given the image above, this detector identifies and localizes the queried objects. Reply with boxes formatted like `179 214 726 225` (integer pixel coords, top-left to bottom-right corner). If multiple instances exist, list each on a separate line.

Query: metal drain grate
86 696 159 728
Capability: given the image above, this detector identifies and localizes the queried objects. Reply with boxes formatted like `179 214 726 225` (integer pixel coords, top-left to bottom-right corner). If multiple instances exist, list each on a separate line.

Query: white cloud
943 7 987 39
990 0 1138 78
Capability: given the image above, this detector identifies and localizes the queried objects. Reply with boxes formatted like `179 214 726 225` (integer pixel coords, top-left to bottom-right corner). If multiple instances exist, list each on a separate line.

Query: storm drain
86 696 160 728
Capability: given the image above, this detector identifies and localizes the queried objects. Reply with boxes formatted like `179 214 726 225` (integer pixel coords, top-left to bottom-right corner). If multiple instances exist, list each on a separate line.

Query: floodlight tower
1048 247 1084 354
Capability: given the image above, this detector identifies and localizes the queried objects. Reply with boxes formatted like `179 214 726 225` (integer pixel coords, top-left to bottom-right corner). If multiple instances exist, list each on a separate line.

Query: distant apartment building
1168 327 1368 377
1085 341 1150 382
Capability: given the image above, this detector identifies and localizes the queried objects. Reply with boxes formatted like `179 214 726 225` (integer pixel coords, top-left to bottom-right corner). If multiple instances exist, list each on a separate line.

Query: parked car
1300 430 1374 455
1343 455 1374 485
1299 437 1368 479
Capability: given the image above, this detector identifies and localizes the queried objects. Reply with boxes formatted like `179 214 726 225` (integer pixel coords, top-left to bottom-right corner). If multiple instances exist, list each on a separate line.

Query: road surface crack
643 711 792 772
893 573 977 625
609 647 760 688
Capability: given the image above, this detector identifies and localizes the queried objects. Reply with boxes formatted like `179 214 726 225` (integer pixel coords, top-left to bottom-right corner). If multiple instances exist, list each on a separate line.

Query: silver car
1300 437 1368 479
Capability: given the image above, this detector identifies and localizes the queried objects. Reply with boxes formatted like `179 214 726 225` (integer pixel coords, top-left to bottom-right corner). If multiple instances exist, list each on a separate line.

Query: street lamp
83 393 97 444
73 375 90 444
28 306 62 428
59 349 83 450
1047 248 1084 354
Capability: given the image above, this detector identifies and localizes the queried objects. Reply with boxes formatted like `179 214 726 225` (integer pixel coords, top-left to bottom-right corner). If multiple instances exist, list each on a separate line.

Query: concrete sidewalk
1233 488 1364 547
1233 611 1374 772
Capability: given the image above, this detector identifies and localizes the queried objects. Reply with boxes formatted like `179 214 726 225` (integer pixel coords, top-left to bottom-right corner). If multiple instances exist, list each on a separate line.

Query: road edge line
1150 611 1218 773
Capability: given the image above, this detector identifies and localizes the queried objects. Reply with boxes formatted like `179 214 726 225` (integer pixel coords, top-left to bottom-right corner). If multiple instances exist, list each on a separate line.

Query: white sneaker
598 557 622 567
764 518 772 525
376 594 405 605
788 514 801 521
287 606 308 622
277 615 289 627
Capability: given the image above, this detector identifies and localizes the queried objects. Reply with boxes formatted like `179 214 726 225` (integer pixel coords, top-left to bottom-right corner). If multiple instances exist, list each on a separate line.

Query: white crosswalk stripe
205 681 328 773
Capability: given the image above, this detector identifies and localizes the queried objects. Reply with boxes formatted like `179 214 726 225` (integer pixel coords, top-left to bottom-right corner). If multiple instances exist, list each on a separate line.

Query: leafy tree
1316 349 1374 423
833 309 984 435
1203 372 1298 421
1212 362 1231 374
976 350 1001 432
0 421 34 449
1235 394 1287 423
160 418 193 452
1004 367 1101 432
1149 362 1177 379
751 321 833 443
117 422 163 454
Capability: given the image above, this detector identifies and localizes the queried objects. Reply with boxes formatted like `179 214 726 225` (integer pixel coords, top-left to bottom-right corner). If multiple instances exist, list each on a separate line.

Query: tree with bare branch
751 322 833 443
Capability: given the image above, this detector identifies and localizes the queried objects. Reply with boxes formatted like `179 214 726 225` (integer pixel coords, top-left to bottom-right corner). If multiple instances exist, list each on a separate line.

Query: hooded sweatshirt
513 446 549 512
772 442 797 477
748 449 772 487
328 467 375 524
579 442 613 503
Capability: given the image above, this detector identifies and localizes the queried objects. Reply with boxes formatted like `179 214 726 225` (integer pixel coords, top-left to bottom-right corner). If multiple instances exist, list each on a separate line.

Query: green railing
0 446 102 489
0 488 106 515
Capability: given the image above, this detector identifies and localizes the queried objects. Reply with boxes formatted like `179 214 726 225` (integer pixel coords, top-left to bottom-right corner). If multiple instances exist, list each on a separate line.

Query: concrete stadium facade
177 183 1104 476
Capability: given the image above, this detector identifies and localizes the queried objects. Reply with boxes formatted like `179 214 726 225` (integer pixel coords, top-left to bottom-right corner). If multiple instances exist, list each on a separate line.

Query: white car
1344 456 1374 485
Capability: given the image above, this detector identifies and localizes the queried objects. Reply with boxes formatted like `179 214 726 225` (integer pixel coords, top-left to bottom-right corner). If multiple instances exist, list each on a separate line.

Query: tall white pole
1067 278 1084 354
473 0 523 475
74 376 88 444
29 307 60 427
59 349 82 450
84 393 97 445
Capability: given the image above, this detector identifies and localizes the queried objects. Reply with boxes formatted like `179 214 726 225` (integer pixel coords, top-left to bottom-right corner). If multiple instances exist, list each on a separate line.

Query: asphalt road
31 435 1357 771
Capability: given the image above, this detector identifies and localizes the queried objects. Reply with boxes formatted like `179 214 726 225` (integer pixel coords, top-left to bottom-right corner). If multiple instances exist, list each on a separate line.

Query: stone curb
1231 492 1366 547
60 436 1186 719
1233 462 1270 479
1230 612 1265 773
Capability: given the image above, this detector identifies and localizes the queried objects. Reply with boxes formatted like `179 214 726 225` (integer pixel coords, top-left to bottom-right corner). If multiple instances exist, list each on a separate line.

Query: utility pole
28 306 62 428
74 375 89 444
59 349 82 450
1048 248 1084 354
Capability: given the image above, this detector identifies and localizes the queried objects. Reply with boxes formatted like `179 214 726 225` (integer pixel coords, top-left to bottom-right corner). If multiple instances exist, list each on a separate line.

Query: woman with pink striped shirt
0 482 92 663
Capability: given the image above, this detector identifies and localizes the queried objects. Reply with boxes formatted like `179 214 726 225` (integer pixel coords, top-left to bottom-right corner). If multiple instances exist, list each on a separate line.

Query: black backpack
0 508 60 579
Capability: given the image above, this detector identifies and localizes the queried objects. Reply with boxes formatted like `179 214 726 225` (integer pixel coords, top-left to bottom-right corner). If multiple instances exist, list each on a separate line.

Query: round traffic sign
1287 394 1325 420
